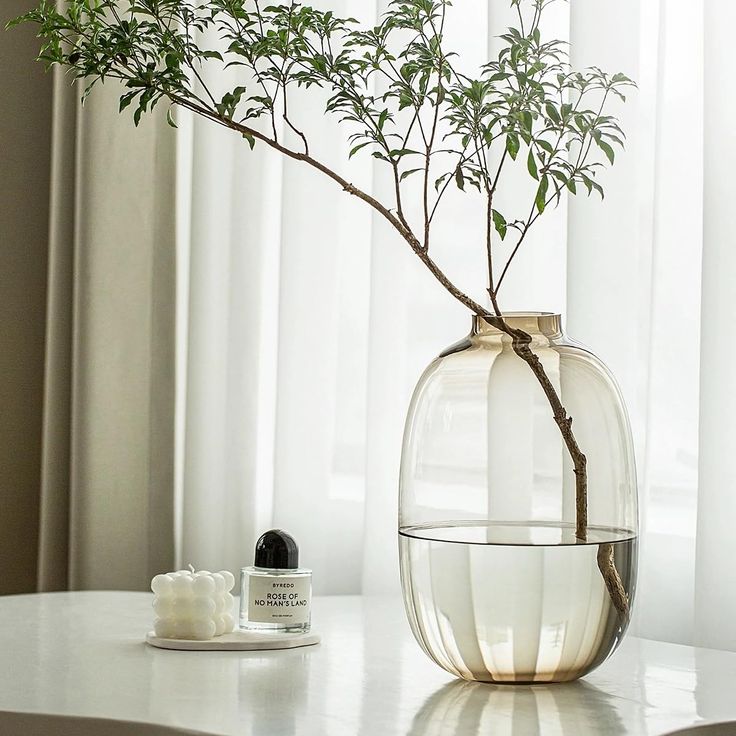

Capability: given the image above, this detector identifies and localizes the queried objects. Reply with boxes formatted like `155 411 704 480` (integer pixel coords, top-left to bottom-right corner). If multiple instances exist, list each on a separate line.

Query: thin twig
428 149 470 222
486 186 494 297
422 2 446 252
279 3 309 154
493 204 539 296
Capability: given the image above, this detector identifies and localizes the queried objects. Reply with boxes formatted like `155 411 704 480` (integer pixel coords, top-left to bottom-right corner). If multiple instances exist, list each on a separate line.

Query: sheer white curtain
175 0 732 648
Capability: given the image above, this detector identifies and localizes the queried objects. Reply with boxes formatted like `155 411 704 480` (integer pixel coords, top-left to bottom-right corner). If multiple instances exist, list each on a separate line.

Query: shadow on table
407 679 625 735
0 711 216 736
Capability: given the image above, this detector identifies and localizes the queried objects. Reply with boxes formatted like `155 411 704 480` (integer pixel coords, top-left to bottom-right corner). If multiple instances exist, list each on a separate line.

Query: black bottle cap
254 529 299 569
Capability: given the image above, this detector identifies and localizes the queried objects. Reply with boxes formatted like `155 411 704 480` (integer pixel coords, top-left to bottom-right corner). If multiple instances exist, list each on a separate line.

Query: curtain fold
37 71 177 591
694 0 736 650
0 0 52 595
36 40 76 592
177 112 284 580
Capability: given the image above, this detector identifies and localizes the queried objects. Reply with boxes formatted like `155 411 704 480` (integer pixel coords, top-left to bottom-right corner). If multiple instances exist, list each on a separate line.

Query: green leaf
400 168 422 181
166 108 177 129
545 102 560 124
550 169 568 187
581 174 605 197
521 110 533 133
596 138 615 164
434 173 450 191
535 174 549 213
119 92 137 113
349 141 371 158
242 132 256 150
398 92 413 110
5 15 27 30
492 209 507 240
455 167 465 191
527 150 538 180
505 132 520 160
389 148 420 158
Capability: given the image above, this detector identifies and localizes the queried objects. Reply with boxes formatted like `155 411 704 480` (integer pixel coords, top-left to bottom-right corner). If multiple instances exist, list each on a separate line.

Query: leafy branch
10 0 635 616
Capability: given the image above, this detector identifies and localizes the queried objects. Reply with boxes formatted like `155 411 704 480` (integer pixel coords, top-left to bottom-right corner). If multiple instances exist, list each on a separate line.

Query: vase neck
472 312 563 338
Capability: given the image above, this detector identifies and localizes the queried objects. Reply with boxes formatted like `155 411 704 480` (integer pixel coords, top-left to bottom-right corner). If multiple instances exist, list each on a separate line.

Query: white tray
146 629 320 651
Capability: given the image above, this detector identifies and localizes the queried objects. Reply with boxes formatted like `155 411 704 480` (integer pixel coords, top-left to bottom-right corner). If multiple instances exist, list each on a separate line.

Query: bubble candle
151 567 235 640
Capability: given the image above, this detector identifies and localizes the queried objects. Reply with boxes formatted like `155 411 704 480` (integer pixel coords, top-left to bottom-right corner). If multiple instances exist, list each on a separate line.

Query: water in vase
399 521 637 683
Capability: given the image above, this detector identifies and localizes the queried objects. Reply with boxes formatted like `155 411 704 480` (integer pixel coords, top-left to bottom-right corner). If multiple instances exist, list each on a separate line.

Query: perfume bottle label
248 575 311 625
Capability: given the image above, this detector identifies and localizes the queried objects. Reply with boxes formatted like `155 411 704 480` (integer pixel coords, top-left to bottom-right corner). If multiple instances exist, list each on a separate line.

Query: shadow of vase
407 678 626 736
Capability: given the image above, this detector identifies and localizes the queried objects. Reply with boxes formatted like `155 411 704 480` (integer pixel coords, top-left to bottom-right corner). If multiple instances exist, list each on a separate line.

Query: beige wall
0 1 52 594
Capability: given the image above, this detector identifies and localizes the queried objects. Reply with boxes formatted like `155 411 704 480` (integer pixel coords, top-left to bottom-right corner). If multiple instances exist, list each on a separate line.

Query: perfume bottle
240 529 312 632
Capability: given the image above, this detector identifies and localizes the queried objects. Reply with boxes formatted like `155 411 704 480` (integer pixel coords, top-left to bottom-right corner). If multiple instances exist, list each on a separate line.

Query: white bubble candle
151 567 235 640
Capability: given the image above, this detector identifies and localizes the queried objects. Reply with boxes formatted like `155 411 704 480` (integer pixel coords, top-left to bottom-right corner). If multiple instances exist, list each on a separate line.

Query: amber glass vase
398 313 638 683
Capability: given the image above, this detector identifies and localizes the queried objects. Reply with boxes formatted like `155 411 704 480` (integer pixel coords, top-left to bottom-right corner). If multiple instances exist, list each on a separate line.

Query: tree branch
279 3 309 154
597 543 630 617
486 186 494 297
422 2 447 252
169 96 598 556
15 0 640 628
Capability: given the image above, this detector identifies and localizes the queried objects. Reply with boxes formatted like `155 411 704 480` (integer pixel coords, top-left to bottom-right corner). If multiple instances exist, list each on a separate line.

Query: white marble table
0 592 735 736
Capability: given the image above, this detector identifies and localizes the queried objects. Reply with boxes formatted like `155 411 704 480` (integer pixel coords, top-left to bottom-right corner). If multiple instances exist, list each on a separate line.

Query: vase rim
472 312 562 336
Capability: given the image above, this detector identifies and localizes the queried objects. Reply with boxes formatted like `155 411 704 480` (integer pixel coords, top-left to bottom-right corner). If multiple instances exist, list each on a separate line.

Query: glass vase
399 313 638 683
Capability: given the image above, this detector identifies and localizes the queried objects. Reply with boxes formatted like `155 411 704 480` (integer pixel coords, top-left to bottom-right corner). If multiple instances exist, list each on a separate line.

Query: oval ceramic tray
146 629 320 651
